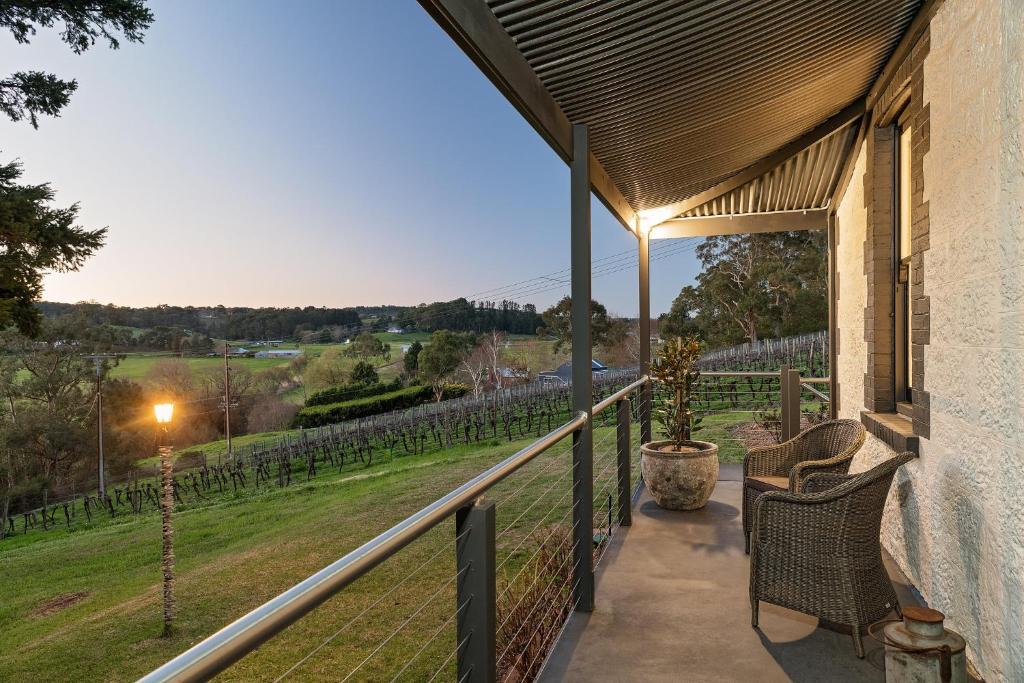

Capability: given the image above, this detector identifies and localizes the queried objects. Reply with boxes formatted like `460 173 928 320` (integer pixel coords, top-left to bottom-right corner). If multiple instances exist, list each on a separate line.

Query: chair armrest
789 452 856 491
799 471 856 494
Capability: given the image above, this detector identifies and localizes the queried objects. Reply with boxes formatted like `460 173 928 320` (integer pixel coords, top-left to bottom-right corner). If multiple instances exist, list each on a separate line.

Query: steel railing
139 375 650 683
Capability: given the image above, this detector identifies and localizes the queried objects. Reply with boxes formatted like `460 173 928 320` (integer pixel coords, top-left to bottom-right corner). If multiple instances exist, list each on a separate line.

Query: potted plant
641 335 718 510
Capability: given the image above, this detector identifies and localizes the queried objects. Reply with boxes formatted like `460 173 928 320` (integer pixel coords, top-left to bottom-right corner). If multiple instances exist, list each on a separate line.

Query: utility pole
223 342 232 461
84 354 115 499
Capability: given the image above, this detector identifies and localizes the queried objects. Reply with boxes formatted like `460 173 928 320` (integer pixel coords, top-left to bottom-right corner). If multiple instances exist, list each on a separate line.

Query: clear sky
1 0 700 317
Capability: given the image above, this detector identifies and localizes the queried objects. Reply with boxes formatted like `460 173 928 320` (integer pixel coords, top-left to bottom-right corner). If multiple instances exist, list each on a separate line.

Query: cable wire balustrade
138 377 650 683
138 369 828 682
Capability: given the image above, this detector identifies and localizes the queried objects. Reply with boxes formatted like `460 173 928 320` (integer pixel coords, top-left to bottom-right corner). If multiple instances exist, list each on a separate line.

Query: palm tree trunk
159 444 175 637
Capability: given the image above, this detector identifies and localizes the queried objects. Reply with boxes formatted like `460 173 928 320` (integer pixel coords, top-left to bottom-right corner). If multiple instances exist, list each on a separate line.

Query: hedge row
293 384 469 428
305 378 402 407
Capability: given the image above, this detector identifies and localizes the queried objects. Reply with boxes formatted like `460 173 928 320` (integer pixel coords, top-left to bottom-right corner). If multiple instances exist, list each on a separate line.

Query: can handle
867 620 953 683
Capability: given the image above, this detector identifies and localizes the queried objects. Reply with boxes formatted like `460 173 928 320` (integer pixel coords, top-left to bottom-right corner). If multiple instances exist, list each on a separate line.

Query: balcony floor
541 464 904 682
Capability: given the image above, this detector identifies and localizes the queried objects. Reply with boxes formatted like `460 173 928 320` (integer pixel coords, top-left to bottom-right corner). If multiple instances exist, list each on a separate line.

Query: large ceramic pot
640 440 718 510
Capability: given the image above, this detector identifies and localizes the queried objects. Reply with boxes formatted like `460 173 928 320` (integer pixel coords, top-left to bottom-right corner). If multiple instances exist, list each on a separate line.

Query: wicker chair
742 419 865 553
749 451 916 658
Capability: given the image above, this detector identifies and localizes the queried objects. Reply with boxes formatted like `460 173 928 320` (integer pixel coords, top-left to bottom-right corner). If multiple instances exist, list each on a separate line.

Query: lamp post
154 402 175 637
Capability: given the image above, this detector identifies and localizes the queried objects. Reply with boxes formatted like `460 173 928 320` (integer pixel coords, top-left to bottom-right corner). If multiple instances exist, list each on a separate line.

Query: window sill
861 411 919 455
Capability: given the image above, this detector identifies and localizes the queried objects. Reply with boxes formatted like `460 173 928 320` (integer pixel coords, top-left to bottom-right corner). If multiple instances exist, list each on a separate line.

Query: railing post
637 225 652 445
456 500 496 683
616 398 632 527
779 365 802 442
570 122 594 613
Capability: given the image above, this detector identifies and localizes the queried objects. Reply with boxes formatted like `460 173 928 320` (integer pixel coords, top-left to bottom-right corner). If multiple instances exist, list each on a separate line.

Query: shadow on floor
542 479 888 682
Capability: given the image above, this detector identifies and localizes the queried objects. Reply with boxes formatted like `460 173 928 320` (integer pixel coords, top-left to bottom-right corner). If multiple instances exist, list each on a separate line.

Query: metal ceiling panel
679 121 859 217
484 0 920 213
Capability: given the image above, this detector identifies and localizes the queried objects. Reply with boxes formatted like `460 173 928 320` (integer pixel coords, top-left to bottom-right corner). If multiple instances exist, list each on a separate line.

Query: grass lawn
0 422 646 682
108 354 293 382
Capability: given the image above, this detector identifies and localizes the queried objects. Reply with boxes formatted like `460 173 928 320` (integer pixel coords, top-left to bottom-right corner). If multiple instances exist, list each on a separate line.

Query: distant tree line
396 298 542 335
37 302 362 345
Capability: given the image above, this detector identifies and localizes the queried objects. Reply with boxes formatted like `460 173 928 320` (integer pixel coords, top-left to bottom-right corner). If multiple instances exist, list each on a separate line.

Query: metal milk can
880 607 967 683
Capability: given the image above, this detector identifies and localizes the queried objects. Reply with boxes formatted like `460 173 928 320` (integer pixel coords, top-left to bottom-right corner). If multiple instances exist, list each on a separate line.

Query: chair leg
851 624 865 659
894 602 903 619
751 599 759 628
742 484 750 554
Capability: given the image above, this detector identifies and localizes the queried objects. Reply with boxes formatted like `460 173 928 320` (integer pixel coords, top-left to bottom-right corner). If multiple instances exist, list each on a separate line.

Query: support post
456 500 496 683
616 398 632 527
570 123 594 613
224 344 233 461
827 211 839 418
779 365 802 442
637 223 652 445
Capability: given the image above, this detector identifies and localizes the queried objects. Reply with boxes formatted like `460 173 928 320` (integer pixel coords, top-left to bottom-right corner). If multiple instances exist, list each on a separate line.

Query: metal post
637 223 652 445
96 365 106 499
570 123 594 613
456 500 496 683
224 344 232 461
779 365 801 442
616 398 632 527
827 211 839 418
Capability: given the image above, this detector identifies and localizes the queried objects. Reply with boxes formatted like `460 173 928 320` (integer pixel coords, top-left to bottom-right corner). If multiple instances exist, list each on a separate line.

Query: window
895 114 913 405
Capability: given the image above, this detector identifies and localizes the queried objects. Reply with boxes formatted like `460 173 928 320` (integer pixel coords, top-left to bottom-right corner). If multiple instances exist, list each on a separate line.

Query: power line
116 237 704 353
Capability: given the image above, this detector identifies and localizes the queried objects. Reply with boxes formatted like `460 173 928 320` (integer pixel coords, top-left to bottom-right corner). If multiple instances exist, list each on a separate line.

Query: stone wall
833 0 1024 678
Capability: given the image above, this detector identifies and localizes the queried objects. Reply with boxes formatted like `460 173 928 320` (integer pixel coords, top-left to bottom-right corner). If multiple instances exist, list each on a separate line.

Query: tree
457 331 514 396
304 347 349 390
671 232 828 346
418 330 475 401
660 287 702 339
0 329 94 511
403 340 423 375
537 297 619 352
350 360 378 385
0 1 154 128
0 2 152 336
344 332 389 361
0 160 106 336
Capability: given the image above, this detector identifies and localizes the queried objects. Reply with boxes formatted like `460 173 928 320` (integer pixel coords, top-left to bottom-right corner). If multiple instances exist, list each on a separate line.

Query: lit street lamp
154 402 175 637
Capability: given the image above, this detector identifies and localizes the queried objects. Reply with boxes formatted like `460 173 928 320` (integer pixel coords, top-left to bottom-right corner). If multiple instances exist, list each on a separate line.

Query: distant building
254 349 302 359
493 366 529 389
538 359 608 385
387 326 405 334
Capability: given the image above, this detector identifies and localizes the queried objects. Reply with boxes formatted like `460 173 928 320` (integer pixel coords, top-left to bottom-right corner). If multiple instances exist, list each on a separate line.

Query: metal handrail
139 411 591 683
700 371 831 383
592 375 649 415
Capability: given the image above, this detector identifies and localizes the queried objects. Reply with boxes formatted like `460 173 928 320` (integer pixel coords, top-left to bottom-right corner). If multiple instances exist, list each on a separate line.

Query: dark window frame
894 107 913 408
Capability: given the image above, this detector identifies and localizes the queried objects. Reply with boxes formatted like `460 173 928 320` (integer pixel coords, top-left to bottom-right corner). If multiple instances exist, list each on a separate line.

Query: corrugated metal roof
483 0 920 216
680 121 859 217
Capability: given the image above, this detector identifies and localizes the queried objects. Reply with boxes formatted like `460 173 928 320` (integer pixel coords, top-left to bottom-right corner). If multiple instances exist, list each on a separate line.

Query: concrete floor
540 464 897 682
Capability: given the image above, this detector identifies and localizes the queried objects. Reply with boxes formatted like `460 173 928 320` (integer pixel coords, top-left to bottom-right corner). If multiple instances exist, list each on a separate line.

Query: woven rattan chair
742 419 865 553
749 451 916 658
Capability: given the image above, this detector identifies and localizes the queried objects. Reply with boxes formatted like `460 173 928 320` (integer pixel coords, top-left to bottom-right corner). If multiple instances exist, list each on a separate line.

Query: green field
108 354 293 381
0 424 645 681
106 336 416 386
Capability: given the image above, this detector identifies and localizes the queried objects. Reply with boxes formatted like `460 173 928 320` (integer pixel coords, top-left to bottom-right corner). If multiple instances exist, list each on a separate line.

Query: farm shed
253 349 303 359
